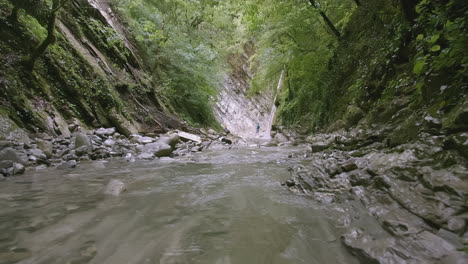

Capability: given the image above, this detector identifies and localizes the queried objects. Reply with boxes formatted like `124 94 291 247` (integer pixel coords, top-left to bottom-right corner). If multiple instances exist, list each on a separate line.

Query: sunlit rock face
214 49 275 139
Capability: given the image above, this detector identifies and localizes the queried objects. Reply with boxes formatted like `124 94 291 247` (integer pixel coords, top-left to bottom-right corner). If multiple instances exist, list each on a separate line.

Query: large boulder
37 139 53 158
344 105 365 128
143 142 173 157
0 148 28 165
157 134 180 148
75 133 93 151
274 133 289 143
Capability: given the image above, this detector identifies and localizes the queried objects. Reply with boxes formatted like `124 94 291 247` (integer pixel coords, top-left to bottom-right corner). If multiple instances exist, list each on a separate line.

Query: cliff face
214 48 277 139
0 0 184 140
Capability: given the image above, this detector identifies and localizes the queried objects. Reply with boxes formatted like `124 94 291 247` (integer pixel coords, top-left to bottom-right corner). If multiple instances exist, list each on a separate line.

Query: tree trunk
353 0 361 6
8 7 19 22
27 9 57 71
400 0 420 23
308 0 341 39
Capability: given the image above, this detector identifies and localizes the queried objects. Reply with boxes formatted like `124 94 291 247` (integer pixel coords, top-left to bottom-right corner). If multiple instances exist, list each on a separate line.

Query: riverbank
284 127 468 263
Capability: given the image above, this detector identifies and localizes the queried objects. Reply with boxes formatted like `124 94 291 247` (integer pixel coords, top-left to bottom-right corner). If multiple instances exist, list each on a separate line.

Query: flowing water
0 146 359 264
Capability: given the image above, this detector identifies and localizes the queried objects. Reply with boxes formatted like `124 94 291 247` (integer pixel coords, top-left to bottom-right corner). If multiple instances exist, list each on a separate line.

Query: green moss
19 14 46 43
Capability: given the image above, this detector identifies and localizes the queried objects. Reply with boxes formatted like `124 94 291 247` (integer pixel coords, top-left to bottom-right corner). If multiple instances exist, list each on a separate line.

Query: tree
8 0 43 23
27 0 71 71
352 0 361 6
308 0 341 39
400 0 420 23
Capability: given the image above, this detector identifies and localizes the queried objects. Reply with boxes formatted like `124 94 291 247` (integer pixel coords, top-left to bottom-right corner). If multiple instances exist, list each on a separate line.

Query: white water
265 69 285 139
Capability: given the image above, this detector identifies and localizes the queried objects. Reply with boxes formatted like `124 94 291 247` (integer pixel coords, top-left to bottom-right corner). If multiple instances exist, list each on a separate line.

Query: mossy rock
387 114 420 147
344 105 365 128
442 98 468 133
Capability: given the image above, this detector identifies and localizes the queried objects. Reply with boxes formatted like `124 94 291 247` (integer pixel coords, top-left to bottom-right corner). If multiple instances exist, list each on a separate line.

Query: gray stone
0 160 13 169
138 136 155 144
75 133 93 149
104 179 126 196
57 160 77 169
274 133 288 143
95 127 116 137
28 149 47 161
341 162 358 172
0 140 11 149
103 139 115 147
157 134 180 148
447 217 465 234
137 153 154 160
0 148 28 165
143 142 173 157
178 131 202 143
12 163 25 175
36 139 53 158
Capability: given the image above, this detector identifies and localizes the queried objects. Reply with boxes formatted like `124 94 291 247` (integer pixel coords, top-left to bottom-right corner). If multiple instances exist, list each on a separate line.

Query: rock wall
213 48 277 139
0 0 185 140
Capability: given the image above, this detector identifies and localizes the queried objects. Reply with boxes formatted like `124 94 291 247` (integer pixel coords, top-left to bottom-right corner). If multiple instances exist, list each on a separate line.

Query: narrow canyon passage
0 146 360 264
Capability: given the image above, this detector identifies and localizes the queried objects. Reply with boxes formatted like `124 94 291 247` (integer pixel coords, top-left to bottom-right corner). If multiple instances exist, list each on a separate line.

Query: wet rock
57 160 77 169
341 162 358 172
137 153 154 160
143 142 173 157
95 127 116 137
285 179 295 187
74 133 93 153
103 139 115 147
104 179 126 196
221 137 233 144
0 160 13 169
274 133 288 143
178 131 202 143
28 149 47 162
348 171 371 187
12 163 25 175
138 136 155 144
344 105 365 128
0 140 11 149
0 148 28 165
157 134 180 148
75 146 91 157
36 139 53 158
62 153 78 161
311 143 329 152
447 217 465 234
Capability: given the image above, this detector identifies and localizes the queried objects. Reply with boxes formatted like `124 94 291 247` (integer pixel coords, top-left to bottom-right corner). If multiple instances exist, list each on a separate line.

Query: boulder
103 139 115 147
137 153 154 160
143 142 173 157
178 131 202 143
75 133 92 149
138 137 155 144
36 139 53 158
274 133 289 143
104 179 126 196
0 160 13 169
28 149 47 162
0 148 28 165
12 163 25 175
95 127 116 137
344 105 365 128
157 134 180 148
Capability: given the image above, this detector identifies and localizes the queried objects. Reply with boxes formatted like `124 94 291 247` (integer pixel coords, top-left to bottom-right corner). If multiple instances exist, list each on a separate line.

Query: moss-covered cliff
0 0 187 139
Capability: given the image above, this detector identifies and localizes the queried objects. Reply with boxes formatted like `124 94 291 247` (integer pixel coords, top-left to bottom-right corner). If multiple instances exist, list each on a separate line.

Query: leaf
430 45 441 52
428 34 440 44
413 56 427 74
416 34 424 41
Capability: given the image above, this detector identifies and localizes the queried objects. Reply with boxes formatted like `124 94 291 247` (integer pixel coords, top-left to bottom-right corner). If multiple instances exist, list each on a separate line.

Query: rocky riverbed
0 124 467 263
283 127 468 263
0 126 238 179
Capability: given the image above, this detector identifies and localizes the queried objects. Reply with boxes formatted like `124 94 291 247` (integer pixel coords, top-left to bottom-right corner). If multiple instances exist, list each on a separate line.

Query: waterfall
264 69 285 139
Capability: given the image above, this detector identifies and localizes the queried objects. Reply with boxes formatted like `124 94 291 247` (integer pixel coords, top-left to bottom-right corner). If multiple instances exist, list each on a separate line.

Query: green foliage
110 0 241 127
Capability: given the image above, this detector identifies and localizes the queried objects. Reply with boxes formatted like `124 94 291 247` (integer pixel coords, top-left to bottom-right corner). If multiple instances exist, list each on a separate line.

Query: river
0 145 359 264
